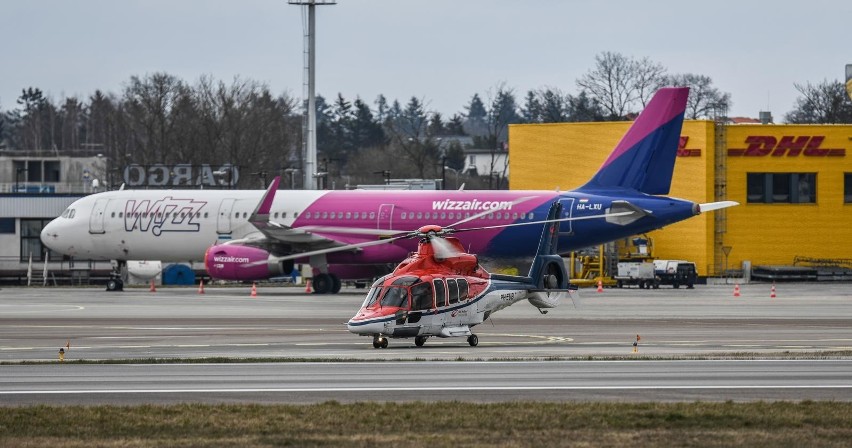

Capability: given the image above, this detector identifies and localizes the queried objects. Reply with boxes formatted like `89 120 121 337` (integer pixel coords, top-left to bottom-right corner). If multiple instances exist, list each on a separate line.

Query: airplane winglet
698 200 739 213
249 176 281 224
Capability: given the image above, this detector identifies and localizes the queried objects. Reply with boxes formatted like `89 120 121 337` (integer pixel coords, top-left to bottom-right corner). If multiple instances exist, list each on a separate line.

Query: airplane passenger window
304 212 311 218
118 212 123 218
433 279 446 307
243 212 247 218
411 282 433 310
401 212 407 219
337 212 343 218
345 212 351 219
447 279 459 304
440 212 446 220
234 212 239 218
274 212 279 218
528 213 534 220
513 213 518 220
322 212 328 219
111 212 115 218
457 278 469 300
416 212 423 219
282 212 287 219
369 212 375 219
294 212 298 218
361 212 367 219
204 212 208 218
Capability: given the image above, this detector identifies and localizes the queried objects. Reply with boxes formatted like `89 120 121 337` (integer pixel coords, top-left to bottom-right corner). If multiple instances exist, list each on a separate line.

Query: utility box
615 262 658 289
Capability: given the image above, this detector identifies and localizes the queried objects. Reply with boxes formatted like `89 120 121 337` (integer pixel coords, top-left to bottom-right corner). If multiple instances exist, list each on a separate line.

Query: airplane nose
40 220 59 249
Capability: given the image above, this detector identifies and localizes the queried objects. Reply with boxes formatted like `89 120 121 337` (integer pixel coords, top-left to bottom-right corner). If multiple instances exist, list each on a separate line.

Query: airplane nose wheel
467 334 479 347
414 336 428 347
372 336 388 349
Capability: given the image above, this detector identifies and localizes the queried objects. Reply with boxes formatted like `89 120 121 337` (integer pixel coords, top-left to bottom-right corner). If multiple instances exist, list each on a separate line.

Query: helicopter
345 201 620 348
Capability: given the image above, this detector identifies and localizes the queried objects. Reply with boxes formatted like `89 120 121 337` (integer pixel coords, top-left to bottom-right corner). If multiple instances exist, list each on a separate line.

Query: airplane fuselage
42 187 698 266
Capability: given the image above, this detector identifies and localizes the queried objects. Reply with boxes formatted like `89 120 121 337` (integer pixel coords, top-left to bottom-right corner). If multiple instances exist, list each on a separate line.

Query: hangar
509 120 852 278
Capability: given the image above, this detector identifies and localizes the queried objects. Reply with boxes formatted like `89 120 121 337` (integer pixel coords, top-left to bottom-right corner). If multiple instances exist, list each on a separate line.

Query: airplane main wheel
467 334 479 347
312 273 333 294
372 339 381 349
415 336 428 347
380 338 388 349
330 275 342 294
106 279 123 291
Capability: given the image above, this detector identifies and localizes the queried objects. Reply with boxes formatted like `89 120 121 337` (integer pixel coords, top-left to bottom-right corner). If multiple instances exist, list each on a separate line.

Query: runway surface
1 283 851 403
3 360 851 405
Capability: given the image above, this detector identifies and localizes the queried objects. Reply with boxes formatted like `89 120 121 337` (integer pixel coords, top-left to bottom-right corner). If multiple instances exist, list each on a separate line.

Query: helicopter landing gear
372 335 388 349
414 336 428 347
467 334 479 347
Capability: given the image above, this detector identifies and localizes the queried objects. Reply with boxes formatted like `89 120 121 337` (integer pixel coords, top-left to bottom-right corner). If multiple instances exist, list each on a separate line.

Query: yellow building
510 121 852 276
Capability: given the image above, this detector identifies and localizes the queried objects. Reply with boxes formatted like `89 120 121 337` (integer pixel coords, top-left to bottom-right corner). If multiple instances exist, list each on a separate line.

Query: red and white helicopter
346 201 628 348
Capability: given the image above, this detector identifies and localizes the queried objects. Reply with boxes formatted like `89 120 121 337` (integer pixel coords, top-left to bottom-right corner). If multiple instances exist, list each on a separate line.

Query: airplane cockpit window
410 282 434 310
61 209 70 218
69 209 76 219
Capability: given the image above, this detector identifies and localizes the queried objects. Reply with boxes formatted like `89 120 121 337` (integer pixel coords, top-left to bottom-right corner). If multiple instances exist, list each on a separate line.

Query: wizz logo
124 197 207 236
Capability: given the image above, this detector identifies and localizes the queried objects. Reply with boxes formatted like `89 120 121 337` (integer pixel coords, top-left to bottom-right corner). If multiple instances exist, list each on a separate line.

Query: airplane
347 201 579 348
40 87 737 293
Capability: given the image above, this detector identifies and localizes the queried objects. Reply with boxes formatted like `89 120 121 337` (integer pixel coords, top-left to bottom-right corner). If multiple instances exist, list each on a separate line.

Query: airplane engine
204 245 289 281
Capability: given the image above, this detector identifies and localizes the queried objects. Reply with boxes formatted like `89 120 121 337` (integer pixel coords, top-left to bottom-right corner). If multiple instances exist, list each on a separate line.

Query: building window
0 218 15 234
747 173 816 204
845 173 852 203
44 161 61 182
20 219 58 261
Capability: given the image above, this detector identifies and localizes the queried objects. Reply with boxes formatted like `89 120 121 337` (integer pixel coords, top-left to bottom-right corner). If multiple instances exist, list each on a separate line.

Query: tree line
1 51 850 190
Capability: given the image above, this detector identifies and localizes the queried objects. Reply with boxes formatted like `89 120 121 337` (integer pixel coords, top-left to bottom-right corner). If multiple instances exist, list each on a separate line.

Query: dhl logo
728 136 845 157
677 136 701 157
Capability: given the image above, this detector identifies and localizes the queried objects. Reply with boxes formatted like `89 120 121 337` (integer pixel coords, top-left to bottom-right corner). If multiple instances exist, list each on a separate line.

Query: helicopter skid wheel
467 334 479 347
414 336 428 347
373 336 388 349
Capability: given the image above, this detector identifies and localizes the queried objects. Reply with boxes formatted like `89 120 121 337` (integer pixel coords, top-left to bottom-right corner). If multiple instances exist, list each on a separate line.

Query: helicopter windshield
377 276 419 308
361 275 389 308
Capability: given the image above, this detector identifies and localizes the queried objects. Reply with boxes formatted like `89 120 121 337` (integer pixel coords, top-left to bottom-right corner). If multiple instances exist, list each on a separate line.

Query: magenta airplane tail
578 87 689 195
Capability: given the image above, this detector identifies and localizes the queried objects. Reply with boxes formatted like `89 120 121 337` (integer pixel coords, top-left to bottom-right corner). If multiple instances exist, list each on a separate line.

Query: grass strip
1 401 851 447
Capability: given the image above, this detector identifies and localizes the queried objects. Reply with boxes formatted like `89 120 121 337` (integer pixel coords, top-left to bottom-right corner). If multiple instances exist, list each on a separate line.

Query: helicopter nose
346 317 384 336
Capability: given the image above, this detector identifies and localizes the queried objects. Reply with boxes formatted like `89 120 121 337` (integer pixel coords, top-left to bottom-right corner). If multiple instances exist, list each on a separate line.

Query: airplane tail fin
578 87 689 195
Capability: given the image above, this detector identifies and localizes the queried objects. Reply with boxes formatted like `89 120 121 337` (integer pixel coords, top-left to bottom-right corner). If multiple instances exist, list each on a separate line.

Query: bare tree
785 79 852 124
577 51 667 119
666 73 731 119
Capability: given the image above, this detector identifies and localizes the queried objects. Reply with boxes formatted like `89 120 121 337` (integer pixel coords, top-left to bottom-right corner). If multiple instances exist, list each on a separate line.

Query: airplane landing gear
312 273 342 294
414 336 428 347
372 335 388 349
467 334 479 347
106 260 126 291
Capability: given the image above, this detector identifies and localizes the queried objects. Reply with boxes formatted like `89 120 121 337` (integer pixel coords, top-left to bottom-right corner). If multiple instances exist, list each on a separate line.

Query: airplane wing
234 176 351 251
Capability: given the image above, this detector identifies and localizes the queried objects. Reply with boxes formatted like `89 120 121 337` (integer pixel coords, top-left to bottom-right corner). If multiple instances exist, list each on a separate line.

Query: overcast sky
2 0 848 120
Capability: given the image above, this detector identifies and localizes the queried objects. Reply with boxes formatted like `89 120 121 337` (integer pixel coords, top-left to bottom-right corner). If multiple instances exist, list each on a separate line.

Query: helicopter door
377 204 394 230
557 198 575 235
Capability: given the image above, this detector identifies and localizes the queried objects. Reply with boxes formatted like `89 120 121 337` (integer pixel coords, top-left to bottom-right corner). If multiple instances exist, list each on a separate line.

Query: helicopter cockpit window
391 276 419 286
410 282 434 310
362 286 382 308
447 279 459 304
457 278 469 300
380 287 408 308
433 279 446 307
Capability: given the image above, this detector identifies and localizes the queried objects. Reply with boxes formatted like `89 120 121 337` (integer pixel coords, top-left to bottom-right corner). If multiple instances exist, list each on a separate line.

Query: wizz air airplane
40 87 736 293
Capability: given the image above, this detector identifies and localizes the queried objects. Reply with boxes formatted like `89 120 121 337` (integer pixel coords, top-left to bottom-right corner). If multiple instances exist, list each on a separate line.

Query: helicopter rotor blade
451 210 637 234
445 196 537 229
241 234 411 267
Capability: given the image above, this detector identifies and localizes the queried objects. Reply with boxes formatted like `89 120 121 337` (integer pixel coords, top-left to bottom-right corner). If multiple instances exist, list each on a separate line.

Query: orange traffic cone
198 279 205 294
305 279 312 293
733 283 740 297
250 282 258 297
149 279 157 293
770 283 776 298
596 279 603 293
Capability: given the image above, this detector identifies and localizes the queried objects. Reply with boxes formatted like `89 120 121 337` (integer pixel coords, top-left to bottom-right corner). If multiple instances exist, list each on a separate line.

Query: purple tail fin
578 87 689 195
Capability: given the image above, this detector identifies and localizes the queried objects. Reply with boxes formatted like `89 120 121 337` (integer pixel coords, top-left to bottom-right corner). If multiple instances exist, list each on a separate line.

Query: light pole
284 168 299 189
443 165 460 190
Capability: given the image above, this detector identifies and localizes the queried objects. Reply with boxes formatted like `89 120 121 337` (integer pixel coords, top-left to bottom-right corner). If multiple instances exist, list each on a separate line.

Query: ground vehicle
615 262 658 288
654 260 697 288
